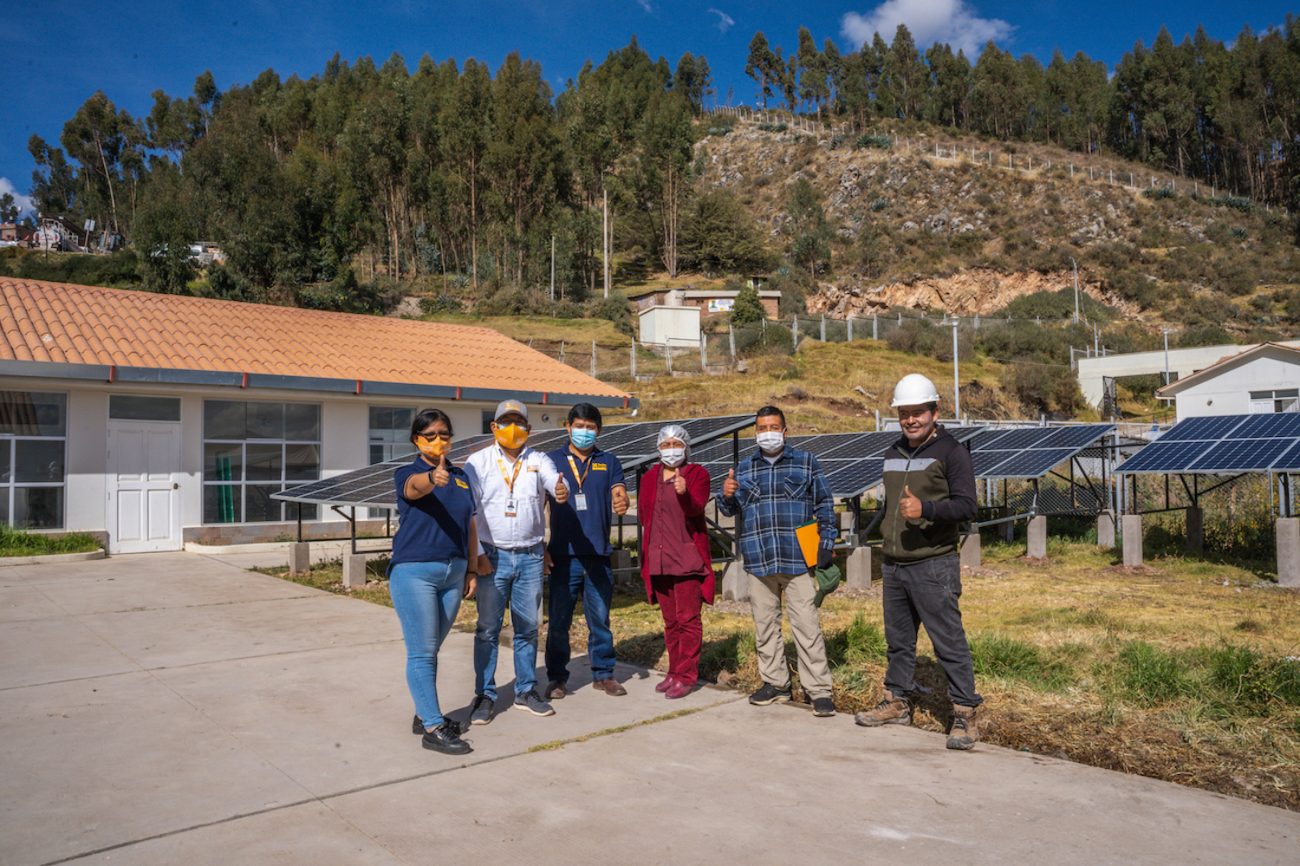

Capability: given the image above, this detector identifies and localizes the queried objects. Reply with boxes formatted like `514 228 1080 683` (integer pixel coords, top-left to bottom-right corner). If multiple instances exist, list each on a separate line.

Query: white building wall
1076 340 1300 408
1172 355 1300 420
638 305 701 347
2 374 557 541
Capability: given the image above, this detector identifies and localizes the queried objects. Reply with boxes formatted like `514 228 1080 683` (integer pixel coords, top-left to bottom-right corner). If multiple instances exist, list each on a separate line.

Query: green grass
970 632 1075 691
0 526 101 557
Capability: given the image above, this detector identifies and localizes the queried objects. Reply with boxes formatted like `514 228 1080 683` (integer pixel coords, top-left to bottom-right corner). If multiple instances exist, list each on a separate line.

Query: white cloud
841 0 1013 57
635 0 653 12
708 7 735 33
0 178 34 219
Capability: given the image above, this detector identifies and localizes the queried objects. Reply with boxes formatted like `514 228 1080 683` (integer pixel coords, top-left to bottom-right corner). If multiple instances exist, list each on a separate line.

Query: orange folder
795 520 821 569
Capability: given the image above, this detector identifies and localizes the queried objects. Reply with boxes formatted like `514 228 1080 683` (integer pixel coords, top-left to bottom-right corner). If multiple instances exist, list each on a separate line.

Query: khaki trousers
748 572 833 699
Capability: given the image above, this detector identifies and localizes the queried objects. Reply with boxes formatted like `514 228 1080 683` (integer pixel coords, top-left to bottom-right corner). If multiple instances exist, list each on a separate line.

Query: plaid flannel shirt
717 445 837 578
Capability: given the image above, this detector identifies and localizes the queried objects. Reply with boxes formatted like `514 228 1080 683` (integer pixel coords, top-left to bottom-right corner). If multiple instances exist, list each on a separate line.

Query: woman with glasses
390 408 489 755
637 424 714 698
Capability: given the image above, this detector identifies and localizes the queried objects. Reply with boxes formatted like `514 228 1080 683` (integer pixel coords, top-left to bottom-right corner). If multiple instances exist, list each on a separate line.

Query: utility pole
1162 327 1171 386
1070 257 1080 324
602 186 610 299
549 234 555 301
951 319 961 421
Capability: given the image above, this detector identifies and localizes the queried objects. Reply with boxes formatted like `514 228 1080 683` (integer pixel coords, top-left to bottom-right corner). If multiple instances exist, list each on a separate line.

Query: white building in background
1156 343 1300 421
638 305 701 348
0 277 633 552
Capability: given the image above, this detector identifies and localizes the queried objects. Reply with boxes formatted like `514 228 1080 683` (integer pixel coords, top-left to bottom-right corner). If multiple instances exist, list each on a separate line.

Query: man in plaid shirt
719 405 837 717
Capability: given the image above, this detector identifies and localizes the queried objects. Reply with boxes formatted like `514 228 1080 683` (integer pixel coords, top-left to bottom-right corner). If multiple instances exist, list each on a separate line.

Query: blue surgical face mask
570 427 597 450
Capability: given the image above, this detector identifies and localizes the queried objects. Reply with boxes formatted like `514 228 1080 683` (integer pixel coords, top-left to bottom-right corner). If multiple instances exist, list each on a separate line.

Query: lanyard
496 449 524 495
566 453 593 492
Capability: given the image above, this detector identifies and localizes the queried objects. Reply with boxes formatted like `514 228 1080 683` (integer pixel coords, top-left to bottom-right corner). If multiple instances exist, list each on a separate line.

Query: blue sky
1 0 1293 214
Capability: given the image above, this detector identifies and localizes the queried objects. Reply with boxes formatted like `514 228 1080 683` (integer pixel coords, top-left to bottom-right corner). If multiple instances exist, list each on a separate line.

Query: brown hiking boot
854 691 911 727
946 704 982 750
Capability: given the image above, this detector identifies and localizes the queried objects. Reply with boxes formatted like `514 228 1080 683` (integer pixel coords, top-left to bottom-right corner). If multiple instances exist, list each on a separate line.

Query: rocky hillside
694 119 1298 336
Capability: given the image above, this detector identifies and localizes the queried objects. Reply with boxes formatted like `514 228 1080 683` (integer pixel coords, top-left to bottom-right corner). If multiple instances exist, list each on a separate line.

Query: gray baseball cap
494 399 529 421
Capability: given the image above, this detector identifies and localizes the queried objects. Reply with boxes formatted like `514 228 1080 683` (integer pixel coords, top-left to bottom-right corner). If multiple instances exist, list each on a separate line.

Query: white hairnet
656 423 691 449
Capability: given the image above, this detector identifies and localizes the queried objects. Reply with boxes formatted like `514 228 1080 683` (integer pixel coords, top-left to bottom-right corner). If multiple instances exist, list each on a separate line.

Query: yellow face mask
494 423 529 450
416 435 450 462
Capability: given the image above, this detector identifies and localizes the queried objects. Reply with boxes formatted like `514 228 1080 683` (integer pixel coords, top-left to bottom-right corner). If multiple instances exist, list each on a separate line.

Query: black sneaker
748 683 793 706
413 715 464 735
422 721 472 755
514 690 556 717
812 697 836 717
469 694 494 726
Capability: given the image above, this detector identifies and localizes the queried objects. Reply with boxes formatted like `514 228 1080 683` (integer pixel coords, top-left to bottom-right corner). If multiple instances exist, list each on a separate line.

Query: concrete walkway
1 553 1296 865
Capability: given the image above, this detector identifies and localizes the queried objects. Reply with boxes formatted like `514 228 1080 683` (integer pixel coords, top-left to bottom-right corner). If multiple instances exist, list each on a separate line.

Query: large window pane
109 395 181 422
245 444 283 481
14 487 62 529
282 500 318 521
204 485 241 523
0 392 66 436
284 403 320 440
244 485 282 522
0 492 8 525
15 440 65 483
0 442 9 484
246 403 283 439
285 444 320 480
204 401 245 439
204 443 243 481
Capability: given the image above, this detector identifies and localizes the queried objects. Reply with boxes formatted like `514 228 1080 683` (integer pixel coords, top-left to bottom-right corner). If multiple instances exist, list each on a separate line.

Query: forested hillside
6 19 1299 337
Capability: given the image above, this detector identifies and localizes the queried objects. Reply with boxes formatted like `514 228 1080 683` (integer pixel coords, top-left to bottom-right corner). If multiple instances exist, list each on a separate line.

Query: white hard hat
891 373 942 408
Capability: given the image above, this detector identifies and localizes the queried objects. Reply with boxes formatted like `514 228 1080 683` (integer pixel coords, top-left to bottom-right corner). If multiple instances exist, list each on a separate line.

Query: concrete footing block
1122 515 1143 567
845 546 872 589
960 533 982 568
1185 507 1204 555
1000 512 1015 542
721 559 750 602
288 542 311 575
611 550 635 590
1096 511 1116 549
1027 515 1048 559
342 553 370 588
1278 517 1300 588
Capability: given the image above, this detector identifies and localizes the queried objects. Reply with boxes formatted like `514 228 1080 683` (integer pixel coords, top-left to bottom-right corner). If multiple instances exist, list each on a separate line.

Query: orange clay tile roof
0 277 629 401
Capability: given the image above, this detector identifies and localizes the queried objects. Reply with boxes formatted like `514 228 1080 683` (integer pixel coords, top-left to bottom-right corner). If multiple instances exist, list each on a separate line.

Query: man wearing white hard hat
854 374 983 749
462 399 569 724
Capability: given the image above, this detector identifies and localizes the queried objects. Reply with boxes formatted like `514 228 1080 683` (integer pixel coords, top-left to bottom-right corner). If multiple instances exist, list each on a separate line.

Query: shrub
733 320 793 356
1115 641 1190 705
419 294 463 316
1142 187 1176 200
1001 363 1086 417
885 317 946 358
729 282 765 326
586 296 634 336
854 133 893 150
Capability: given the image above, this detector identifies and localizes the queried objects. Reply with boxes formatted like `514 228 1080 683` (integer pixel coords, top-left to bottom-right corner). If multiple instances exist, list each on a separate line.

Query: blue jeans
474 543 545 700
389 559 466 728
545 555 615 683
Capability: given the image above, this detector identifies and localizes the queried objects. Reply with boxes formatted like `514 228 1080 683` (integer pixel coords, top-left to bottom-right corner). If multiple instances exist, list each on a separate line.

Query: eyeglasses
418 431 452 441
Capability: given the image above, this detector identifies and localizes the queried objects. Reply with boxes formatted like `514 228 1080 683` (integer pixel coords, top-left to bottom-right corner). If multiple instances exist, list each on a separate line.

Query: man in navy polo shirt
544 402 630 698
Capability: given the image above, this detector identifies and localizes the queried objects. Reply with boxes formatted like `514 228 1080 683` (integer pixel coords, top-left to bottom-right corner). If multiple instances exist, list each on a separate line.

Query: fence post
700 335 707 369
630 342 637 378
820 316 826 341
974 314 980 331
847 316 854 341
791 316 799 348
666 344 673 375
872 315 878 340
728 323 736 359
559 340 565 363
590 340 597 377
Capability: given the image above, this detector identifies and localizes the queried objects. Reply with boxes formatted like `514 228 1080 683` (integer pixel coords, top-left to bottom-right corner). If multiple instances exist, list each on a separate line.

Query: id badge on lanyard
498 453 524 518
567 454 592 512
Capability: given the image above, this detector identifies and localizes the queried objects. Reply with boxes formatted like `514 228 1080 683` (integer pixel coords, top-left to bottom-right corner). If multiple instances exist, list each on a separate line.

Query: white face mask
756 431 784 453
660 447 686 467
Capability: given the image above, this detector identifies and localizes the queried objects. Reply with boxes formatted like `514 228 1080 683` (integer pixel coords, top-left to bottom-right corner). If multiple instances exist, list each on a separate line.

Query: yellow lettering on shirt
592 463 607 471
455 478 469 489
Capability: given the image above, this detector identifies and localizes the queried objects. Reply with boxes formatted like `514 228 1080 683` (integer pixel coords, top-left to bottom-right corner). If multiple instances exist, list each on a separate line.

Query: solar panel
1159 415 1248 442
1231 413 1300 439
971 450 1015 476
1273 440 1300 471
1188 438 1294 472
985 449 1076 479
1116 440 1215 474
1038 424 1116 450
979 428 1059 451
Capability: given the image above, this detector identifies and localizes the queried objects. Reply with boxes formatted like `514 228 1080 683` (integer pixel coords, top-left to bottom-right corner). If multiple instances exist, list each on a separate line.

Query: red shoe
665 680 694 699
655 675 677 693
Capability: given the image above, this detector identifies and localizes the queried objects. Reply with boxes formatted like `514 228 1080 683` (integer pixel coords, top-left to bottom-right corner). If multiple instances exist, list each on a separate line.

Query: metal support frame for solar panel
272 414 756 556
1114 413 1300 518
962 424 1117 530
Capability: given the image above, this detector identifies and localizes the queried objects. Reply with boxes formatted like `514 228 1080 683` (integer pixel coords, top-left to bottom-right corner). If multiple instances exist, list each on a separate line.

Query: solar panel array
965 423 1114 480
1117 413 1300 475
274 415 755 509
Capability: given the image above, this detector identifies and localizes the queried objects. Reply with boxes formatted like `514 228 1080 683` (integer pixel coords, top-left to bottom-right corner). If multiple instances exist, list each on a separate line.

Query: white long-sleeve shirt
463 443 562 550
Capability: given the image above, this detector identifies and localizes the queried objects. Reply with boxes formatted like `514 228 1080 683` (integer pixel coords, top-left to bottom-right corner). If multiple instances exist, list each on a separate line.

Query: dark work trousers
881 553 982 707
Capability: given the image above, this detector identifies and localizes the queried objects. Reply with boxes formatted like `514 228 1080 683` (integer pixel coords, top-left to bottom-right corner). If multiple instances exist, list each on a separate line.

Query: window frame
201 399 321 525
0 390 68 530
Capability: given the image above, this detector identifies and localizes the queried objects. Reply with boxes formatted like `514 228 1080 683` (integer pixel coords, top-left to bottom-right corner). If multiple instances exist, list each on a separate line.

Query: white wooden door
107 421 182 553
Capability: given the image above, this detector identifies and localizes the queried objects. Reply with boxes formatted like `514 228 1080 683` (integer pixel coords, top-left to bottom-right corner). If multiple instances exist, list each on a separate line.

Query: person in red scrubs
637 424 715 699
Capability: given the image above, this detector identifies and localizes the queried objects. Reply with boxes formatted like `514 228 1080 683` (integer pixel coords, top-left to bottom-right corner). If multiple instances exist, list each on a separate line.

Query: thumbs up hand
900 484 923 520
673 471 687 496
554 475 569 504
612 485 629 516
722 468 739 499
432 456 450 488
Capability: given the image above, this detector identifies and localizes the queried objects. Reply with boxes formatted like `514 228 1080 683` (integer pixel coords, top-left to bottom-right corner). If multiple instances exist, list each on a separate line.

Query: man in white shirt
463 399 568 723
